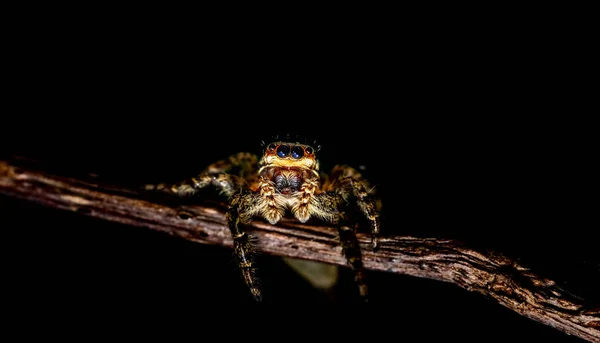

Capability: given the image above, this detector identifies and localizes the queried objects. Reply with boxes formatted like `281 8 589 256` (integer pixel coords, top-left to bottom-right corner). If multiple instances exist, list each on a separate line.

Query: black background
2 31 598 341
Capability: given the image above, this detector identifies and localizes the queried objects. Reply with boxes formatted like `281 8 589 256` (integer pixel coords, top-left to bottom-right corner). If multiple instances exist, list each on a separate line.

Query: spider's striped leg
227 190 262 302
145 153 263 301
313 192 369 302
337 214 369 301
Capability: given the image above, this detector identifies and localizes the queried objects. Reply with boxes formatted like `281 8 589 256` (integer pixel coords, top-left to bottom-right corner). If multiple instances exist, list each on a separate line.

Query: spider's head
260 141 319 171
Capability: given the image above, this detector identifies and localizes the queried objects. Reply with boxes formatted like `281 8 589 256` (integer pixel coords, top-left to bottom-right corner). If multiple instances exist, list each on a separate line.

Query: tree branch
1 158 598 342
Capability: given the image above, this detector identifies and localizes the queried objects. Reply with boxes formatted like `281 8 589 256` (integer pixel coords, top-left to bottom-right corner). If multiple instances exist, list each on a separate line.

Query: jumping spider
148 139 381 302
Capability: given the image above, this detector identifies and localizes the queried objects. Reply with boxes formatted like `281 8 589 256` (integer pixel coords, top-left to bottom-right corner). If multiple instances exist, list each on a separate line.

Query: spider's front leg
144 152 264 301
153 175 264 302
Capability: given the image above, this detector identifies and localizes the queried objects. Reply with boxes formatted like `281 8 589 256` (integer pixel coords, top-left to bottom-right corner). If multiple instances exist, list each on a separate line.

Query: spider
148 139 381 302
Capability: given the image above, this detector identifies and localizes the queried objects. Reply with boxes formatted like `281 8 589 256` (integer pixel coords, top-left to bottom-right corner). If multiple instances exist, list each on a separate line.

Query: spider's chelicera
149 140 381 302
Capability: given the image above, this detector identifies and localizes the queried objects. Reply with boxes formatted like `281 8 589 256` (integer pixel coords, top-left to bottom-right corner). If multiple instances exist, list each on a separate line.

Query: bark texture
1 159 598 342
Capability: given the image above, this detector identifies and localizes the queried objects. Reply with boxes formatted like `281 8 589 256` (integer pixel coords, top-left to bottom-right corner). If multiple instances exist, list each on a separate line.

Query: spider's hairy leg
148 173 241 198
338 221 369 301
313 192 369 301
323 165 381 250
144 152 258 199
227 190 262 302
205 152 259 183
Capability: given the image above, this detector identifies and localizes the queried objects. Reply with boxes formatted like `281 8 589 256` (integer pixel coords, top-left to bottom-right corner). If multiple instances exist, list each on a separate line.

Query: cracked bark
0 158 598 342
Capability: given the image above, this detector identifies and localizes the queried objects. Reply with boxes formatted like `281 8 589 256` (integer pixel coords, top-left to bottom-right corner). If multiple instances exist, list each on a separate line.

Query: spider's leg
144 152 258 199
338 217 369 301
324 165 381 250
226 177 288 301
228 190 262 302
312 192 369 301
147 173 241 198
144 153 263 301
203 152 259 184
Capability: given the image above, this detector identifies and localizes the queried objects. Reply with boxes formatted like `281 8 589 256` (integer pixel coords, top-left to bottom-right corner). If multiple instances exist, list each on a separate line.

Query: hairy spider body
149 141 380 302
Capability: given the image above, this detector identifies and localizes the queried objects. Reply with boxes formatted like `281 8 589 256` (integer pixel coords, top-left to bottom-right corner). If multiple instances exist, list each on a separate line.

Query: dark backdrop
2 47 597 341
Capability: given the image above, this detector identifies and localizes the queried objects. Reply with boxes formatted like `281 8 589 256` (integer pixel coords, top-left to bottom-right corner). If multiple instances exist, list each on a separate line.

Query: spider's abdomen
273 168 304 195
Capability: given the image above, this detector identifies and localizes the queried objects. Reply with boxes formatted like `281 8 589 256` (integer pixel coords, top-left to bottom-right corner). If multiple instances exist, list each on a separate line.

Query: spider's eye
291 146 304 159
267 143 276 151
305 147 313 155
277 145 290 158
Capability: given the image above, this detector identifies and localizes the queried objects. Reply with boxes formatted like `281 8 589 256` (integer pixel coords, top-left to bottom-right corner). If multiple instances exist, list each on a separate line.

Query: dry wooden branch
0 158 598 342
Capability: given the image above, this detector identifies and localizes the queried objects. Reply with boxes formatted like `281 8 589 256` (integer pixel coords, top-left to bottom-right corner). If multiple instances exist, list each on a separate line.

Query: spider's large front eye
277 145 290 157
291 146 304 159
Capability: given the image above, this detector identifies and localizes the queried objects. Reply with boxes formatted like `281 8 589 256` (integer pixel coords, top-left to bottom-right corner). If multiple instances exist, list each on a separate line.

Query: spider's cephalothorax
149 140 380 302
